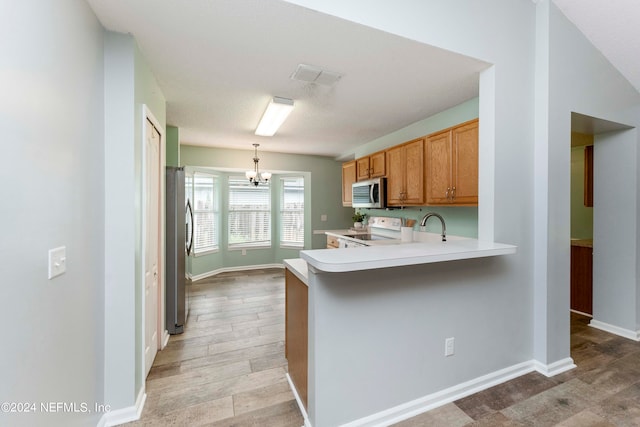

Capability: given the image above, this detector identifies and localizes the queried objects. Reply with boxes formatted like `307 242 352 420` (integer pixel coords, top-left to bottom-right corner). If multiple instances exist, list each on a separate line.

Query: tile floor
128 269 640 426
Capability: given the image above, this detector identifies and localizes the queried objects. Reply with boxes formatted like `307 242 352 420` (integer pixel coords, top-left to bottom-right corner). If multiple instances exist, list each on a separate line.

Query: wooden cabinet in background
571 241 593 315
326 234 339 249
425 119 478 206
342 160 356 207
386 138 424 206
584 145 593 207
356 151 386 181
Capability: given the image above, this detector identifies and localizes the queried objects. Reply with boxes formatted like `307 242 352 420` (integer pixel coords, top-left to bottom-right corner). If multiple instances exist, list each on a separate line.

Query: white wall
285 0 539 362
104 32 166 414
546 2 640 350
593 130 638 332
0 0 106 425
104 32 138 411
285 0 640 375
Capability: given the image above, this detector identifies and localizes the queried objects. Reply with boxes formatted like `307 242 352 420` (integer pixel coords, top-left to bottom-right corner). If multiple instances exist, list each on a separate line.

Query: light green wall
104 32 166 408
181 146 352 277
570 146 593 239
352 97 479 159
133 40 166 399
166 125 179 167
356 98 480 238
184 98 480 279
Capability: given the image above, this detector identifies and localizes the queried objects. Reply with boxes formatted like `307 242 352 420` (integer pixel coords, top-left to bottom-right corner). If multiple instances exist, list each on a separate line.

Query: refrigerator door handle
185 199 194 255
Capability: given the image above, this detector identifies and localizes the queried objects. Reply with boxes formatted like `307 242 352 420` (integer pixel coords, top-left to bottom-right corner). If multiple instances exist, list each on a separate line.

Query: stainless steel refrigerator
165 166 193 334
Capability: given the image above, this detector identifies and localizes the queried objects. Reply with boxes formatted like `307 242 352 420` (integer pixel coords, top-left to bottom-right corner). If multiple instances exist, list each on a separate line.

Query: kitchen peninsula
284 234 516 427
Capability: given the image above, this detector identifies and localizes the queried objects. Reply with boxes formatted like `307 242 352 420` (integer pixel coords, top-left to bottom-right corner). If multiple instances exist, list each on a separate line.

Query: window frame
191 171 219 256
227 175 272 250
279 176 305 248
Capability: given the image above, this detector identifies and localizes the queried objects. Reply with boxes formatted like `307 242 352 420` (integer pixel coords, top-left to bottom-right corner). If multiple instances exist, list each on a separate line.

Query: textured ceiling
553 0 640 92
85 0 640 158
86 0 488 158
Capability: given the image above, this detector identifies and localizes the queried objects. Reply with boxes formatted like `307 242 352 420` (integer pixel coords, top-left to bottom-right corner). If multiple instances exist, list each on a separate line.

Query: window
228 176 271 248
280 176 304 247
192 172 218 254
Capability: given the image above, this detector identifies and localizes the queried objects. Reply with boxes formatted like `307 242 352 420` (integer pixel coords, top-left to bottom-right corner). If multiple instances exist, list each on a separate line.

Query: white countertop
283 258 309 284
300 235 516 273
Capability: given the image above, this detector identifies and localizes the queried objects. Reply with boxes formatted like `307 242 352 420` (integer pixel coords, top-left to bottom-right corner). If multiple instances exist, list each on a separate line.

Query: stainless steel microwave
352 177 386 208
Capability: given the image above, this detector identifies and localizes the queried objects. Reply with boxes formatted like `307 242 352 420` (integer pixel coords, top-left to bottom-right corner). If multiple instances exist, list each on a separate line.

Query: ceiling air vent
290 64 342 86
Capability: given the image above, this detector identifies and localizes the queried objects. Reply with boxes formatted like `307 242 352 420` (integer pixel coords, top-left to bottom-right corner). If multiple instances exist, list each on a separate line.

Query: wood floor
127 268 303 426
129 269 640 426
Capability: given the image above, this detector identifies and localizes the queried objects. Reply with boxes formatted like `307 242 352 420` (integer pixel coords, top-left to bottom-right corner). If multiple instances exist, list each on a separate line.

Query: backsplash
354 206 478 238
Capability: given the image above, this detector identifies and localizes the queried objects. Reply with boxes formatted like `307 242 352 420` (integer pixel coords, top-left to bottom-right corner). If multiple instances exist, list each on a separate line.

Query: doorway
569 112 637 342
143 107 165 378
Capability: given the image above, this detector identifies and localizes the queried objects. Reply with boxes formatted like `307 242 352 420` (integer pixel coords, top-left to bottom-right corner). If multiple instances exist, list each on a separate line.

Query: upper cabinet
386 138 424 206
584 145 593 207
342 160 356 207
425 119 478 206
341 119 478 209
356 151 386 181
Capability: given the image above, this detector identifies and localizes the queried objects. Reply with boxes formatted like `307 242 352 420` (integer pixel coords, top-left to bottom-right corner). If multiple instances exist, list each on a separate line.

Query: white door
144 119 160 376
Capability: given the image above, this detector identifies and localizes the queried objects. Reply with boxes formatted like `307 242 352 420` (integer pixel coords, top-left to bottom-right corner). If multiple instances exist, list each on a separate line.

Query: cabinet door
342 161 356 207
403 139 424 204
369 151 386 178
452 120 478 205
356 157 371 181
385 145 404 205
570 245 593 315
425 130 452 205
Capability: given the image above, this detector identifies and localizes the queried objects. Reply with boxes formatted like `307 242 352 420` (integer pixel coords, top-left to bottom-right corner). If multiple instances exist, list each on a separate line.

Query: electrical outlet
445 337 455 357
242 249 247 256
321 214 327 222
48 246 67 279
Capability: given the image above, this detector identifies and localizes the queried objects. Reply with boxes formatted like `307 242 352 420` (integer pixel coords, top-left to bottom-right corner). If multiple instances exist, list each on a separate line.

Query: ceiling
86 0 488 158
553 0 640 93
86 0 640 159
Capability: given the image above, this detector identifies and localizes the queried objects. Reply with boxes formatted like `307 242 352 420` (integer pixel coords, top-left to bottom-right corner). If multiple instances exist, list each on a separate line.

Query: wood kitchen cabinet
386 138 424 206
326 234 339 249
285 268 308 409
425 119 478 206
356 150 386 181
584 145 593 207
571 240 593 315
342 160 356 207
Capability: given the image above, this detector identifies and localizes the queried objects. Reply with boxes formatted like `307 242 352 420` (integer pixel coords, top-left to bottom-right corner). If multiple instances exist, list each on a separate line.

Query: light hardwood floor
130 269 640 426
127 268 304 426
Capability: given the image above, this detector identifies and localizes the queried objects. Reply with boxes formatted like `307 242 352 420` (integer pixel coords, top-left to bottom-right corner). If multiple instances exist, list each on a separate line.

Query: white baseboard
97 386 146 427
291 359 576 427
286 373 312 427
590 319 640 341
570 309 592 318
190 263 284 282
162 329 170 349
533 357 576 377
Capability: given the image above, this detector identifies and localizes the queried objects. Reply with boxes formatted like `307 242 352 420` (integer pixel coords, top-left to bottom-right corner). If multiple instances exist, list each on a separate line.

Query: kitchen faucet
420 212 447 242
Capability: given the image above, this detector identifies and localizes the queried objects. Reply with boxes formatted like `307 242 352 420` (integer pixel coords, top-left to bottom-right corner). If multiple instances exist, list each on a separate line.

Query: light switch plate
321 214 327 222
48 246 66 279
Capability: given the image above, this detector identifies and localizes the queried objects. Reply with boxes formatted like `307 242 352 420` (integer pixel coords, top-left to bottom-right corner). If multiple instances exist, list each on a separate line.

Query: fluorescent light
255 96 294 136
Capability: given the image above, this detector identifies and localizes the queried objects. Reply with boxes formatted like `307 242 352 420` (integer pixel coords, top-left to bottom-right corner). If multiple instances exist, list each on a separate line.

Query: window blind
193 172 218 253
228 176 271 248
280 176 304 247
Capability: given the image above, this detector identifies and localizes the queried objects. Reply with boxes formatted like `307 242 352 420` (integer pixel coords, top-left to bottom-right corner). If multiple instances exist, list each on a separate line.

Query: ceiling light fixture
254 96 294 136
245 144 271 186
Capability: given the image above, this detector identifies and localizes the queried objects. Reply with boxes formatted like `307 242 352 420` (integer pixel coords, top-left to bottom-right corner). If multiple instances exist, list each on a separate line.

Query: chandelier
245 144 271 186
